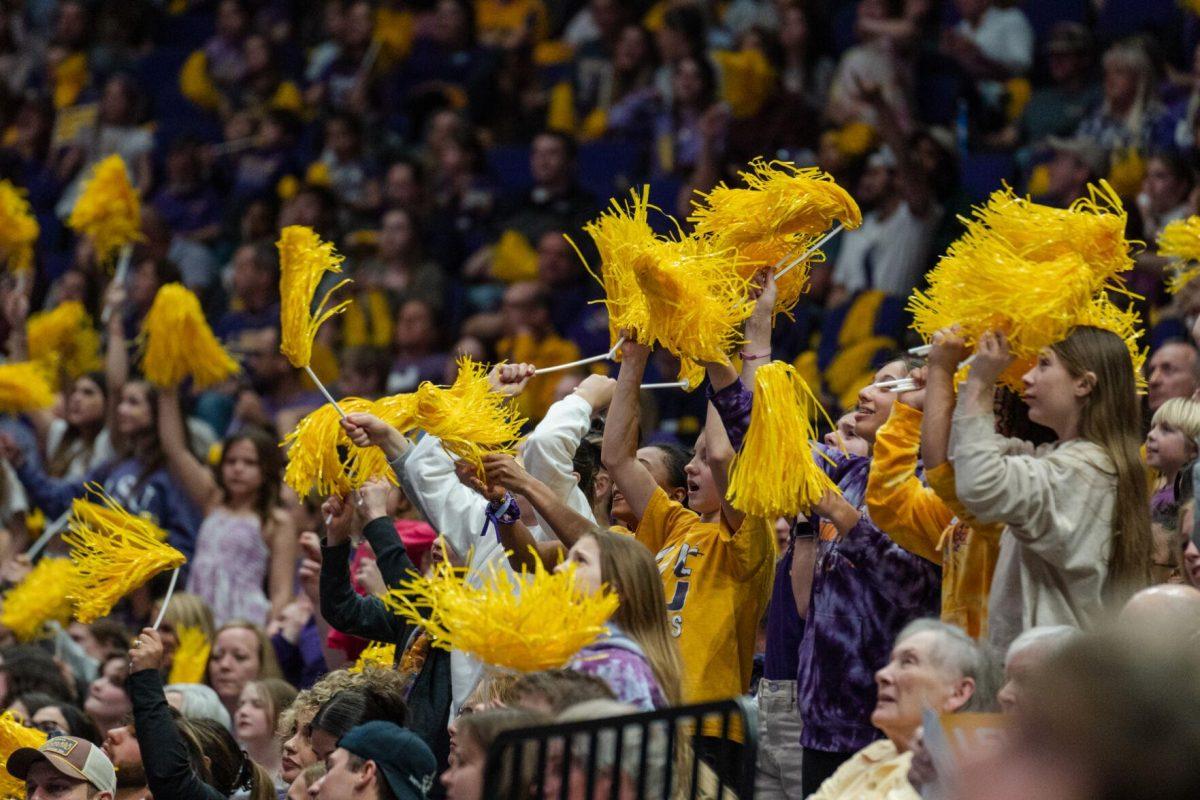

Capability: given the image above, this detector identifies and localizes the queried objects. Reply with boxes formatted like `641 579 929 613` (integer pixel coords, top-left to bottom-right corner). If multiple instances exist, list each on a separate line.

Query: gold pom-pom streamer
278 225 351 370
0 711 47 798
726 361 840 518
63 490 186 623
1158 216 1200 293
568 187 657 348
66 154 142 265
0 557 76 642
0 362 56 413
140 283 239 388
349 641 396 673
690 159 862 246
26 302 102 383
167 625 212 684
1075 292 1148 383
0 180 38 274
633 235 756 364
386 555 618 673
414 357 527 473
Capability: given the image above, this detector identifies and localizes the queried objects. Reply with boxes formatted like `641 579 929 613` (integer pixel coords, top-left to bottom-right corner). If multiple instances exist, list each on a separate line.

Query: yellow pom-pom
569 187 657 347
633 235 755 364
0 711 47 798
140 283 240 388
0 362 56 413
63 490 186 623
0 557 76 642
349 641 396 673
727 361 840 518
167 625 212 684
0 180 38 274
414 357 527 473
26 301 102 383
833 122 877 158
1075 292 1148 389
690 159 862 247
67 154 142 264
277 225 352 369
1158 216 1200 293
386 555 618 673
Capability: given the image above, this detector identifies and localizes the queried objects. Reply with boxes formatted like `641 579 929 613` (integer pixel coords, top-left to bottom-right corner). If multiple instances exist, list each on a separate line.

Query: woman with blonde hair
559 527 685 710
206 620 284 717
1077 41 1168 154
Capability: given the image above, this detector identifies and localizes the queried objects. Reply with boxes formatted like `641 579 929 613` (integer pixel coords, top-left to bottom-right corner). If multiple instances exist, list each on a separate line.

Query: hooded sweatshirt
568 625 668 711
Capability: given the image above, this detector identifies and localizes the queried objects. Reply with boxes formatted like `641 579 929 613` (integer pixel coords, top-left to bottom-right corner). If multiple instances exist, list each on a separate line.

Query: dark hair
30 701 102 743
510 670 616 714
648 443 691 490
47 371 108 478
88 619 133 657
137 257 183 290
112 379 167 492
343 754 399 800
572 439 601 503
310 687 408 740
994 386 1056 446
326 112 363 143
1148 149 1195 196
534 129 578 162
662 5 706 58
0 647 75 707
341 347 391 395
217 426 283 524
182 717 274 800
673 55 718 112
13 692 59 718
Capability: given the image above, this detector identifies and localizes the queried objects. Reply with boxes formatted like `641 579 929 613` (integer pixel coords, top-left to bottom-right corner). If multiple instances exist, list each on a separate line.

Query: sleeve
707 379 753 452
361 516 420 587
392 434 487 555
864 404 952 564
950 410 1099 554
994 12 1034 74
634 487 694 554
13 458 87 519
521 393 598 528
718 514 776 582
271 632 304 687
319 539 408 645
835 515 942 604
129 669 225 800
925 462 1006 545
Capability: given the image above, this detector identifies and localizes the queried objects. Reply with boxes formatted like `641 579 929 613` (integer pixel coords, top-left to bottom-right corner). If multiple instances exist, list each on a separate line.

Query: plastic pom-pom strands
26 302 102 384
278 225 351 371
350 642 397 673
386 555 618 674
0 362 56 414
0 557 76 642
413 357 527 473
167 626 212 684
0 180 38 274
726 361 841 519
63 491 186 624
141 283 240 389
1157 216 1200 294
0 711 46 799
66 154 142 265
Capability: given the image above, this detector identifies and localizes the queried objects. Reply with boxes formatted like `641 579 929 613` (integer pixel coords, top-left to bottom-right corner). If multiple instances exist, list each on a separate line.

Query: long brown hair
1051 326 1153 600
587 528 684 706
216 426 283 524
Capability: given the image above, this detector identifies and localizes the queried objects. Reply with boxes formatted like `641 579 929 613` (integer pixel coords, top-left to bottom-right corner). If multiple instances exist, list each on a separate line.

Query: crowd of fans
1 1 1200 799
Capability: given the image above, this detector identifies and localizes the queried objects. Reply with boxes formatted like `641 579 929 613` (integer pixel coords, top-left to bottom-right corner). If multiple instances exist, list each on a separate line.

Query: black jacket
129 668 226 800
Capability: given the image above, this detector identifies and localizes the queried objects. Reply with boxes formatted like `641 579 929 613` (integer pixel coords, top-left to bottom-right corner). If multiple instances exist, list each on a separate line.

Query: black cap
339 722 436 800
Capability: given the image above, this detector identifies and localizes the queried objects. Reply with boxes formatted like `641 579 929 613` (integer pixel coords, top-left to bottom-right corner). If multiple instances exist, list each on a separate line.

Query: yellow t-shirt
634 487 774 706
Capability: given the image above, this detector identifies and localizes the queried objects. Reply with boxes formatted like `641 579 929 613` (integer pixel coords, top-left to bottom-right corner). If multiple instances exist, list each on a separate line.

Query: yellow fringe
414 357 527 473
277 225 352 369
140 283 239 388
66 154 142 264
1158 216 1200 293
568 186 656 347
0 711 46 798
0 557 76 642
26 301 102 383
0 180 38 273
726 361 840 518
167 625 211 684
349 641 396 673
690 158 862 246
0 362 56 413
63 490 186 623
386 555 618 673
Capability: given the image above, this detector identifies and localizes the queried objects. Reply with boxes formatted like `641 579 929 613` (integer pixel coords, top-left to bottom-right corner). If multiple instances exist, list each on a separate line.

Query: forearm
361 515 418 586
922 368 956 468
741 309 773 389
319 540 406 642
706 378 753 452
496 520 543 572
601 353 646 471
519 476 597 548
130 669 223 800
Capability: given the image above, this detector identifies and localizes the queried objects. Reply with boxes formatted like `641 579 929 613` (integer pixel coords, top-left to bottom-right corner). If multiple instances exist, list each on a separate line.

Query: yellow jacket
866 402 1003 639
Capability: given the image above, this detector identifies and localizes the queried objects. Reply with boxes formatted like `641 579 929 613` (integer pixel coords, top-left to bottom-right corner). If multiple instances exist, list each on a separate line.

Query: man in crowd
9 735 118 800
309 721 437 800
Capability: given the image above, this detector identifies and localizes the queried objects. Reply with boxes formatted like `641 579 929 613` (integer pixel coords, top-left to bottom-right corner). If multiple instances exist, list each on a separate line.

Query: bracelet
481 493 521 538
739 351 770 361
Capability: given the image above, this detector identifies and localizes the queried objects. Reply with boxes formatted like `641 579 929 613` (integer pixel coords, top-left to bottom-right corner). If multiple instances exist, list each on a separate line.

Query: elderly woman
810 620 995 800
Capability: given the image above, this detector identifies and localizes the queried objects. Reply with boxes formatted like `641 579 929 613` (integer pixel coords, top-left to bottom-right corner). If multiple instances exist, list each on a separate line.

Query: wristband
481 493 521 538
739 351 770 361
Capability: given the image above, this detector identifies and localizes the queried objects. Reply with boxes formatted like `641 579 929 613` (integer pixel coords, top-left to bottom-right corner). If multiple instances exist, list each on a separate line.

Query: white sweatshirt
520 392 598 529
950 411 1117 653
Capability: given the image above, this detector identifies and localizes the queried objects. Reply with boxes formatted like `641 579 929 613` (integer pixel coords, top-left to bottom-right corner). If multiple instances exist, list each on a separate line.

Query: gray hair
1004 626 1081 669
556 700 670 797
896 619 999 711
165 683 233 730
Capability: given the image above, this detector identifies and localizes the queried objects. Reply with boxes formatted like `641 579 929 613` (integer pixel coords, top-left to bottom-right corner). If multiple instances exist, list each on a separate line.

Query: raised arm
739 269 777 390
483 453 595 554
264 508 298 618
702 398 744 531
158 388 221 512
103 282 130 443
600 340 658 524
922 329 969 470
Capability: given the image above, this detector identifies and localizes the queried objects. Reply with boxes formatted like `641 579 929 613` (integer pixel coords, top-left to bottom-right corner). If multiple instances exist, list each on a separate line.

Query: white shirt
832 201 941 298
956 6 1034 105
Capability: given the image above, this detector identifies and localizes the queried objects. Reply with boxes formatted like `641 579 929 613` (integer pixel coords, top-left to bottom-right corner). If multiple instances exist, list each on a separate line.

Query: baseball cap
1045 136 1109 179
340 722 437 800
7 736 117 795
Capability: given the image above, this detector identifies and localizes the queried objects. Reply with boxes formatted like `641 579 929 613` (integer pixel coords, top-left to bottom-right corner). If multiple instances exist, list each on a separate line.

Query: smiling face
1145 422 1197 476
115 382 153 438
871 631 971 746
824 412 870 457
853 361 907 445
610 446 685 527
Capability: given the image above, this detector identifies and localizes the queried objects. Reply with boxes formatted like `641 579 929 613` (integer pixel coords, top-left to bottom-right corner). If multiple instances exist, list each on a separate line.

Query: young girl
207 620 284 717
36 373 113 479
160 387 296 627
951 327 1153 652
1145 397 1200 515
235 678 298 785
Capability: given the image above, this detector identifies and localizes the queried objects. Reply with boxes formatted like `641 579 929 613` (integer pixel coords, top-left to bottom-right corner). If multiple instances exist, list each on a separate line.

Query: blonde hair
248 678 298 739
159 592 216 641
587 528 684 706
207 620 284 685
1052 326 1153 600
276 667 407 739
1102 42 1157 142
1151 398 1200 445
